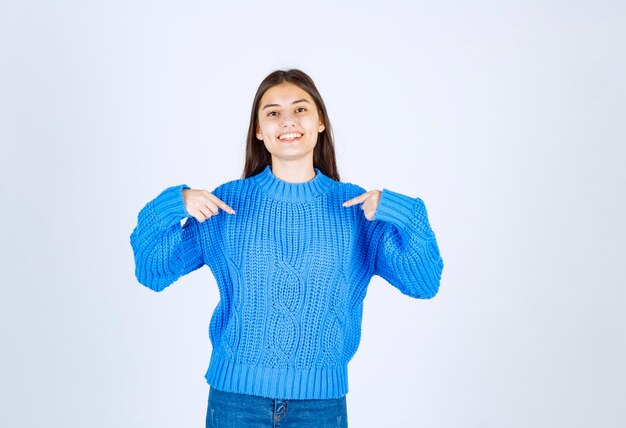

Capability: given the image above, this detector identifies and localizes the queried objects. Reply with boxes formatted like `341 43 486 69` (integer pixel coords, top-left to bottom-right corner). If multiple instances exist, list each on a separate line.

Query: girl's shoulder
210 177 246 198
334 180 367 197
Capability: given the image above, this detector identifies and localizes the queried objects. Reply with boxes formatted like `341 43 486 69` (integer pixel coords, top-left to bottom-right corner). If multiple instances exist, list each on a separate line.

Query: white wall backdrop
1 1 624 427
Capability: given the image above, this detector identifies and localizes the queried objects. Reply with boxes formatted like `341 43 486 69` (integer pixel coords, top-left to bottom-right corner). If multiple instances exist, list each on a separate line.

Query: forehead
260 82 313 106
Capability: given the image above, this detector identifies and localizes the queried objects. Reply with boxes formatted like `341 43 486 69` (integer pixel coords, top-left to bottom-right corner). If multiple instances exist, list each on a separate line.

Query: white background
1 1 624 427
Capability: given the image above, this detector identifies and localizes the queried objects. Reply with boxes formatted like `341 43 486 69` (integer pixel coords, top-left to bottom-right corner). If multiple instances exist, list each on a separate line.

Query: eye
267 111 279 117
296 107 306 112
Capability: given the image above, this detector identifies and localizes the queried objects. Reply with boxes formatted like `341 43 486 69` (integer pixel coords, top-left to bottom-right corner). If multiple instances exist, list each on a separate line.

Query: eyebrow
261 99 311 110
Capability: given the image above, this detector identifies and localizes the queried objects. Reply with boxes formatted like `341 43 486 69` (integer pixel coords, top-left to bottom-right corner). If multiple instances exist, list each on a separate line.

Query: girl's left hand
342 189 382 221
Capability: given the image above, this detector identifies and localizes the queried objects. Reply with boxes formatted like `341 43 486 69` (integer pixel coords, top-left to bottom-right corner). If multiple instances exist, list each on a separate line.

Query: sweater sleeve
130 184 205 292
367 188 444 299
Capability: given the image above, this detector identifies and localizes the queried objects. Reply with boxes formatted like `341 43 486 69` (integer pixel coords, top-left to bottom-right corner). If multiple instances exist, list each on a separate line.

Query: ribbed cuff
373 188 416 227
152 184 190 228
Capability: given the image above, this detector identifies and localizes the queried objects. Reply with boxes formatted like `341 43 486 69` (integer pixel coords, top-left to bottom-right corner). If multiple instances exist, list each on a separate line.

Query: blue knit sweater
130 165 444 400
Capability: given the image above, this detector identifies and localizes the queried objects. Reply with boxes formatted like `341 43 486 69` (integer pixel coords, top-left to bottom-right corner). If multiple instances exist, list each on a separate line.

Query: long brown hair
241 69 340 181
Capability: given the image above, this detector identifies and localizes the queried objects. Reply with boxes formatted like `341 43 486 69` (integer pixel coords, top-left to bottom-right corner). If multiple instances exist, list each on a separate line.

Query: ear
256 126 263 140
318 122 325 132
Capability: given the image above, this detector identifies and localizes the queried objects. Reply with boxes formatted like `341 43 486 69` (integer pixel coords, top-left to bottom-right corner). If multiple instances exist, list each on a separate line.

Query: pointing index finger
211 194 236 214
342 191 369 207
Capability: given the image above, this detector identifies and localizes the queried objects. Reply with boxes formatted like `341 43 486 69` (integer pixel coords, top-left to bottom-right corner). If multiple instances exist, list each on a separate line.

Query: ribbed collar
252 165 335 202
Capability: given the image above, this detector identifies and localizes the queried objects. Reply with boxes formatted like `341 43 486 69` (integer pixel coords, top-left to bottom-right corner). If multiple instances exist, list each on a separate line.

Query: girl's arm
130 184 205 292
365 188 444 299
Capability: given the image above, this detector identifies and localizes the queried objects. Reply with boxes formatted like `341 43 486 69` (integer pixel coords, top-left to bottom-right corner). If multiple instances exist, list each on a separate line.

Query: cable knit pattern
130 165 444 399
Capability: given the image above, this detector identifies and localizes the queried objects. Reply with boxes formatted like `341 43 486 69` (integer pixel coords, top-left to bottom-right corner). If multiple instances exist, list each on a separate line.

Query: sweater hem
204 352 349 400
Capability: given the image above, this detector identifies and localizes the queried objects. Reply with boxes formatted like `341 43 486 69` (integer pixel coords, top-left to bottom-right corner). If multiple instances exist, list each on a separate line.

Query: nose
280 111 297 128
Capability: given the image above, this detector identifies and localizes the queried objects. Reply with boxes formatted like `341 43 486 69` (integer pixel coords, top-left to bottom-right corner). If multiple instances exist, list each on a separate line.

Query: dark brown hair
241 69 340 181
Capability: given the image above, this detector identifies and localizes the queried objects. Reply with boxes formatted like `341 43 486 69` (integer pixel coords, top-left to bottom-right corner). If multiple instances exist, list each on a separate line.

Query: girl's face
256 82 325 164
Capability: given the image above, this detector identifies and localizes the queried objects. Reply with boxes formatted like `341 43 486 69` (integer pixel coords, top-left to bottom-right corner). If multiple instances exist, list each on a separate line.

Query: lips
278 132 303 141
281 136 302 143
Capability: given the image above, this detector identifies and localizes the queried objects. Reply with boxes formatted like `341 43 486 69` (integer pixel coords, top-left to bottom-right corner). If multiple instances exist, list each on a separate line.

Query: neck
269 159 316 183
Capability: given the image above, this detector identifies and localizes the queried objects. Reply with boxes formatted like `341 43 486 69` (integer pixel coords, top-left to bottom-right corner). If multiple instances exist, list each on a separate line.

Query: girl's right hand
182 189 236 222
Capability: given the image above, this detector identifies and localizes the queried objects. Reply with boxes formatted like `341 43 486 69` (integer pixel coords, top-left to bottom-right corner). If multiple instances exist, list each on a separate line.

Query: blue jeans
206 386 348 427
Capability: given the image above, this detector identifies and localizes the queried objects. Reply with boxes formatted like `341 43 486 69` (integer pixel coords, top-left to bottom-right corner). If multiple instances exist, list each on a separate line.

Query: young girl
130 69 444 427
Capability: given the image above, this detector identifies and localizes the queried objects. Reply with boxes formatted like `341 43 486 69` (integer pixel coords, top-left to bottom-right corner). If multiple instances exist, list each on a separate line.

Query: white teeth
279 133 302 140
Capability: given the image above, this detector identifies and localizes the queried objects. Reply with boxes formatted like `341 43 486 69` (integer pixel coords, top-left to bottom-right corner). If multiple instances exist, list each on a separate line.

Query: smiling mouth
278 132 303 142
